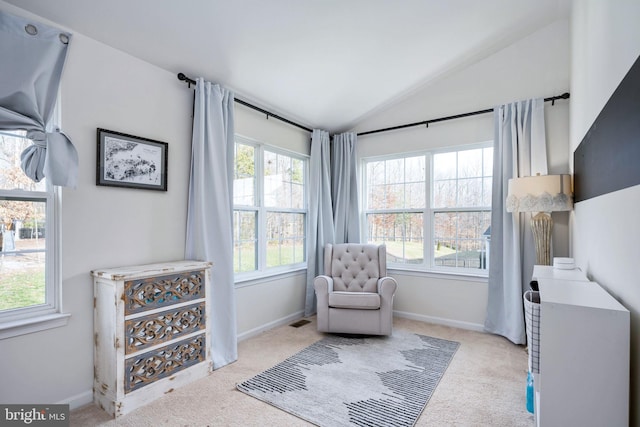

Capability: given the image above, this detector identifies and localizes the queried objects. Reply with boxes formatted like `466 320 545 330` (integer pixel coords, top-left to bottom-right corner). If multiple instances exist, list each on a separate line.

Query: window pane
406 182 426 209
405 156 426 182
367 182 388 210
0 199 47 311
266 212 305 267
366 156 425 210
458 148 483 178
234 143 255 206
483 147 493 176
433 152 456 180
291 157 304 209
367 161 385 186
384 183 405 209
264 151 304 209
367 213 423 264
0 131 46 191
385 158 404 184
434 147 492 209
457 178 483 207
433 180 456 208
0 260 45 311
433 211 491 270
233 210 256 273
291 158 304 184
483 177 493 206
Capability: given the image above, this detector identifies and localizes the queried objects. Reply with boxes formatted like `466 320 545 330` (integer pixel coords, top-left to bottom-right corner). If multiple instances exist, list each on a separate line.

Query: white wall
570 1 640 424
351 20 571 328
0 1 310 408
0 1 193 408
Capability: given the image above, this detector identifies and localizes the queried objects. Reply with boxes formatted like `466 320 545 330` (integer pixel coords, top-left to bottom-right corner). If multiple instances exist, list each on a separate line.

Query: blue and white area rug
237 330 460 426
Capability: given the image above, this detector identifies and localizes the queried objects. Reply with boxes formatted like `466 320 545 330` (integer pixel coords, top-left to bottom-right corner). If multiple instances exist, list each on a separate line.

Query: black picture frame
96 128 168 191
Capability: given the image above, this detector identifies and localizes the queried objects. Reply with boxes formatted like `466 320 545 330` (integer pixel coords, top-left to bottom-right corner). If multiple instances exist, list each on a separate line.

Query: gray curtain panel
0 10 78 187
485 98 547 345
331 132 361 244
304 129 335 317
185 78 237 369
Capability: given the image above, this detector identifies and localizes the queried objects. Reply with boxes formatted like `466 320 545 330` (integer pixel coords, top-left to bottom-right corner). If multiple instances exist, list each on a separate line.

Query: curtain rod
177 73 313 133
357 92 570 137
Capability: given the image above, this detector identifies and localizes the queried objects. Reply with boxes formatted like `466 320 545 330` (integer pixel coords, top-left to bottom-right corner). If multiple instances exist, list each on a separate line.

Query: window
0 130 66 338
233 137 307 277
364 143 492 274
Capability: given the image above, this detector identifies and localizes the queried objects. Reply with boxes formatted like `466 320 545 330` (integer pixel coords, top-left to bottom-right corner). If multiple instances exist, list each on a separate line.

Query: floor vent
289 319 311 328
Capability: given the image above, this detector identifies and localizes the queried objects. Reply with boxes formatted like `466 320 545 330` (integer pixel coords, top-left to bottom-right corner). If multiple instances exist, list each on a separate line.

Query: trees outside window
364 143 492 273
233 138 307 277
0 131 57 317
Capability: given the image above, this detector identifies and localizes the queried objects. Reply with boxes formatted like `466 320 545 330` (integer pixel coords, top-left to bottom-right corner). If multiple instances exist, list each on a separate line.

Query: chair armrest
314 275 334 295
378 276 397 335
313 275 333 332
378 276 397 299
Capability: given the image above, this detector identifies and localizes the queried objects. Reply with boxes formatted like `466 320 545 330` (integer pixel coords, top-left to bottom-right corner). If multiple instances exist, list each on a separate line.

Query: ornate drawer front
124 270 205 315
125 334 206 393
124 302 205 354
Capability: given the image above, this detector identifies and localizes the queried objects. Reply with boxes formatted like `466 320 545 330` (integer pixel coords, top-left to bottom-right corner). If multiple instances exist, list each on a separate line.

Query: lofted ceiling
6 0 570 133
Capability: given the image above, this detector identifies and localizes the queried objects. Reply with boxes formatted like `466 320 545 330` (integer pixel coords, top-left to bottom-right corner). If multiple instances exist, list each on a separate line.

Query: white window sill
235 266 307 288
0 312 71 340
387 267 488 283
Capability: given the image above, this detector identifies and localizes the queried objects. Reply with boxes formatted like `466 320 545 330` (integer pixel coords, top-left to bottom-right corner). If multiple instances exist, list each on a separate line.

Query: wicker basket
524 290 541 373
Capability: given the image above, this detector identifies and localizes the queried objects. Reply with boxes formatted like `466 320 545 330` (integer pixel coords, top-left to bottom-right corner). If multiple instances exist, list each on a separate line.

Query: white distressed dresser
91 260 212 417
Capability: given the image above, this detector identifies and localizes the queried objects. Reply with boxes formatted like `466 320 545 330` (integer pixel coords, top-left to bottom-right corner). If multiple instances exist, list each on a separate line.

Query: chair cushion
328 291 380 310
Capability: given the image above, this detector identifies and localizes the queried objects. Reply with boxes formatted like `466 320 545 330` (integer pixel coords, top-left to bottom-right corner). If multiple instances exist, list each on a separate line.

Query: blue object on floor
526 371 534 414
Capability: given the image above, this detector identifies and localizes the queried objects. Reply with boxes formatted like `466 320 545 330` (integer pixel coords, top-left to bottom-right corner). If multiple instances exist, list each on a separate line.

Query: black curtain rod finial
177 72 197 87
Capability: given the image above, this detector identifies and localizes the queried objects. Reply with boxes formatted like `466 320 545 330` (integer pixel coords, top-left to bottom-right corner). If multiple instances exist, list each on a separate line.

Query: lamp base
531 212 553 266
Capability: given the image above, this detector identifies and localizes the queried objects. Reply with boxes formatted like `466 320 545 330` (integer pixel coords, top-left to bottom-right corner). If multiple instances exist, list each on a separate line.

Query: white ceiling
7 0 570 133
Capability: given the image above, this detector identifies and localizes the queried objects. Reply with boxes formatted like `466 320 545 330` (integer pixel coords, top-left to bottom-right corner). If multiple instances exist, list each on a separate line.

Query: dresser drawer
125 333 206 393
123 270 205 315
124 302 205 354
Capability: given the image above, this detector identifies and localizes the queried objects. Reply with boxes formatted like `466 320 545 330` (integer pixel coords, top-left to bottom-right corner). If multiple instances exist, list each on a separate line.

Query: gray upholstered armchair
314 243 397 336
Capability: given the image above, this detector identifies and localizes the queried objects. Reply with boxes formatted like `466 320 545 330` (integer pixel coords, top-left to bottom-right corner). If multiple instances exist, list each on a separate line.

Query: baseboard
57 390 93 411
237 310 305 342
394 310 485 333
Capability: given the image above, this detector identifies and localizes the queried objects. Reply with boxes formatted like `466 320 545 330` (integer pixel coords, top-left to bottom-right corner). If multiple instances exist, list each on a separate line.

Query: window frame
0 130 68 340
233 135 308 282
362 141 492 277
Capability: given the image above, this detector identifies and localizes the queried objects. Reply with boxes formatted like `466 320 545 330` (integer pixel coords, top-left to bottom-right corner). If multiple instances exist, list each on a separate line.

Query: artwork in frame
96 128 168 191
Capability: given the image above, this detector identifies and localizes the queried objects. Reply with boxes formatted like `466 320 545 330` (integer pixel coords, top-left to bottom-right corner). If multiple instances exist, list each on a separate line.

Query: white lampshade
506 174 573 213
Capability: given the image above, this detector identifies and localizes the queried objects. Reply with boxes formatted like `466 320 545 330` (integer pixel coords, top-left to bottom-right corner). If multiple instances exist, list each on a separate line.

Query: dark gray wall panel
574 54 640 203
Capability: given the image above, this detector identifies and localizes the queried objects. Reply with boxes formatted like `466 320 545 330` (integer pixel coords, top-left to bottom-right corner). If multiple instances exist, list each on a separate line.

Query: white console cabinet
92 260 212 417
532 266 629 427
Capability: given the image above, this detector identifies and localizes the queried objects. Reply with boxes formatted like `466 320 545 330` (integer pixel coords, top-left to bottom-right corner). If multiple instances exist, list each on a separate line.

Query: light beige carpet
71 317 534 426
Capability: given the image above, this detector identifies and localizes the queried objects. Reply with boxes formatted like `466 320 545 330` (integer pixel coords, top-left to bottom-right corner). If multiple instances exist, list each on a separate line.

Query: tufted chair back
324 244 387 293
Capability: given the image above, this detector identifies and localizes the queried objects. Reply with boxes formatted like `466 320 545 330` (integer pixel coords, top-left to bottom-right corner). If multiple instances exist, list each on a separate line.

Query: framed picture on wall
96 128 168 191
